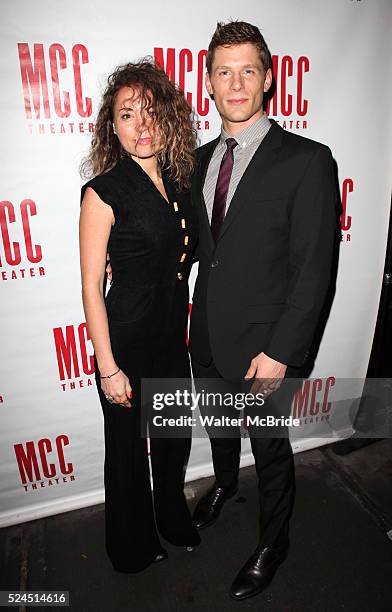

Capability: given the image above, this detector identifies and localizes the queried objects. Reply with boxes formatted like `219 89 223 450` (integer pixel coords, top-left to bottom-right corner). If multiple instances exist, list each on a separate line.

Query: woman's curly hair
81 58 197 189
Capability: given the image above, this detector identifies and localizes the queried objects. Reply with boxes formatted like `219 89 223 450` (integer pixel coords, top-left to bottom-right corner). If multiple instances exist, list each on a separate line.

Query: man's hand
106 253 113 282
245 352 287 398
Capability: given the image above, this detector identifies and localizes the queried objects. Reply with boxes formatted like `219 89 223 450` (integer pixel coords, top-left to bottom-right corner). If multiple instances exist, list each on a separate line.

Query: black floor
1 439 392 612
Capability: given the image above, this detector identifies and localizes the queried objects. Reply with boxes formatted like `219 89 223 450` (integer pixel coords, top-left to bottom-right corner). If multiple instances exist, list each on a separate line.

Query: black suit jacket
189 119 338 380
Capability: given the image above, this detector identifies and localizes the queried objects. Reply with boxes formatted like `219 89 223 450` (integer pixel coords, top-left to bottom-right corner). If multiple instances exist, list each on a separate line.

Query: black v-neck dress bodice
80 156 200 574
82 156 198 350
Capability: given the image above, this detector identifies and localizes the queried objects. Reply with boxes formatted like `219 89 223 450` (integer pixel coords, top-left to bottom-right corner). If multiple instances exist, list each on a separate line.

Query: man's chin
223 109 258 124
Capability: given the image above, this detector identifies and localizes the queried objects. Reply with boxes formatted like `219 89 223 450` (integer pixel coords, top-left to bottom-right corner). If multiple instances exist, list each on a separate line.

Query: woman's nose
136 113 152 133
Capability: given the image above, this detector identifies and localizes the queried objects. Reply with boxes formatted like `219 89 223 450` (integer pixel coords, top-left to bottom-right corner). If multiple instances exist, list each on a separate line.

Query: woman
79 59 200 573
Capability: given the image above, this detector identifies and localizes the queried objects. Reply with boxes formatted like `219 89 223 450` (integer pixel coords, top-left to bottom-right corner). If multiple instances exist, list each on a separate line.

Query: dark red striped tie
210 138 238 243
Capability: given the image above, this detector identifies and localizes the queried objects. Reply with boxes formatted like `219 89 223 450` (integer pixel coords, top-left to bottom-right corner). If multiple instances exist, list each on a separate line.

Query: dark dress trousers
81 155 200 573
189 119 337 546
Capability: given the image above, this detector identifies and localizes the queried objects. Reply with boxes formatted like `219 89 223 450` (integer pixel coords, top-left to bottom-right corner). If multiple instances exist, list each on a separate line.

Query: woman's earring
112 123 117 135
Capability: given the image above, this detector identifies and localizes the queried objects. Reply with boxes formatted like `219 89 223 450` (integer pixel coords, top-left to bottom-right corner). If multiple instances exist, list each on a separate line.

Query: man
189 21 337 600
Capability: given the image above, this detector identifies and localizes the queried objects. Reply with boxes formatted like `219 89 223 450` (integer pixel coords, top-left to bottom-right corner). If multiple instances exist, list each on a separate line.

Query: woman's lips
136 137 152 145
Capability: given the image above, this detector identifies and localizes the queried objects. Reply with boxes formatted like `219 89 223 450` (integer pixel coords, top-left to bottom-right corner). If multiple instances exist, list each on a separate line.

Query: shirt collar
220 113 271 149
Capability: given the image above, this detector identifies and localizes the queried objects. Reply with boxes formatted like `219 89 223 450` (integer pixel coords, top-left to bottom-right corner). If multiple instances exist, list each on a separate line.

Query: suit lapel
218 120 284 242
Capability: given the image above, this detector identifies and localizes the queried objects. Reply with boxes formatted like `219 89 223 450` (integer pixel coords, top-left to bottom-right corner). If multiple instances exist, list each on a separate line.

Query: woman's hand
101 369 132 408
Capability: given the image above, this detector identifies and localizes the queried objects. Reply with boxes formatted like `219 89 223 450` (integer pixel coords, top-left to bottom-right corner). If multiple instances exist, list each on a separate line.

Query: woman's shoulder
83 163 120 189
79 169 120 220
80 164 122 204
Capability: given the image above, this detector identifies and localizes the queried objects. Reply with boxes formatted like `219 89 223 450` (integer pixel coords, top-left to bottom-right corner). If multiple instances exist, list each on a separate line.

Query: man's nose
230 72 244 90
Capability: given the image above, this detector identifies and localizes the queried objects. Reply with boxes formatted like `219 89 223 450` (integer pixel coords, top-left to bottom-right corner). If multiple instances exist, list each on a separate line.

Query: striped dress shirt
203 113 271 222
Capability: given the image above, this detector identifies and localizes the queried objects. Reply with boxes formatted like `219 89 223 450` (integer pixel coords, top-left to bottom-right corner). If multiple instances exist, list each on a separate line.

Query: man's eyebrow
214 63 260 70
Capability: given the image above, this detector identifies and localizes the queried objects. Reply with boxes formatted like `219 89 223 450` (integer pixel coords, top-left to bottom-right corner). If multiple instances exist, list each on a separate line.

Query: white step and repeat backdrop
1 0 391 527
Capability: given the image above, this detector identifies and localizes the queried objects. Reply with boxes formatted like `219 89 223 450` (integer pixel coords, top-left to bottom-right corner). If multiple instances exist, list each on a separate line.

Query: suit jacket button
211 260 219 268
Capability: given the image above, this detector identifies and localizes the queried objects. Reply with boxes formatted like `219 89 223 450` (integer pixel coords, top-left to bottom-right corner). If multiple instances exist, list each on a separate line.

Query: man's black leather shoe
192 482 238 529
153 547 168 563
230 541 289 600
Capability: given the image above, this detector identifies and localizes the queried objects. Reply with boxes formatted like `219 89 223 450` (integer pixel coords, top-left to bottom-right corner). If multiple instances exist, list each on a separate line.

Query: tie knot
225 138 238 153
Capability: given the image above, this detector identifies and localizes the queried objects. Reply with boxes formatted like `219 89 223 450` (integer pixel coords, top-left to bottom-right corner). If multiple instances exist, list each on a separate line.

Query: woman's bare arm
79 187 131 406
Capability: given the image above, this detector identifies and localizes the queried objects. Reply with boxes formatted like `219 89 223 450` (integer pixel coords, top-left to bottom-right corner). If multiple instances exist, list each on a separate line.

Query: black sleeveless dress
81 155 200 573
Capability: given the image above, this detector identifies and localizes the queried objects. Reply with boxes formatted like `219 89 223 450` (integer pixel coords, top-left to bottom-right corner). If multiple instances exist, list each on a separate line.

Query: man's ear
263 68 273 93
205 71 214 96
